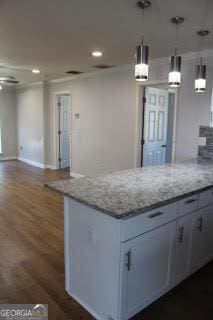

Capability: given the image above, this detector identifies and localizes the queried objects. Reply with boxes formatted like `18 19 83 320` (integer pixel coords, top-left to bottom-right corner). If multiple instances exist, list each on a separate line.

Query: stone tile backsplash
198 126 213 159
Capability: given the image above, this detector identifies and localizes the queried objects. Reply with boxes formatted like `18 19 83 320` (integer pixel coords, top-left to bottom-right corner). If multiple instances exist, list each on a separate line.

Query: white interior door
143 87 168 167
59 94 70 169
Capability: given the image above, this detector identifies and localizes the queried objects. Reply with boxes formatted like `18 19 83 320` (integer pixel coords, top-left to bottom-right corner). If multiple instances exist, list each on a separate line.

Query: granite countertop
45 159 213 219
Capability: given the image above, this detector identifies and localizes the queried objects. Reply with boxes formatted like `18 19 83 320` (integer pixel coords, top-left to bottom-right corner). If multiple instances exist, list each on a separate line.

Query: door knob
161 144 168 148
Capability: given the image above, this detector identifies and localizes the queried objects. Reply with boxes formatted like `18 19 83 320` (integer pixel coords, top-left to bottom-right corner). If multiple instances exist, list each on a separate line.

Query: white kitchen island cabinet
64 189 213 320
45 161 213 320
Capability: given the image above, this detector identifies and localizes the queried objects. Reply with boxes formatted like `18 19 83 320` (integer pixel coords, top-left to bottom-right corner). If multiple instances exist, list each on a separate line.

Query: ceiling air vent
93 64 114 69
66 70 83 75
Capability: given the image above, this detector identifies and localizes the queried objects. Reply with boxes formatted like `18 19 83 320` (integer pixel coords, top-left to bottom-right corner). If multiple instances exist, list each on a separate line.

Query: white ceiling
0 0 213 85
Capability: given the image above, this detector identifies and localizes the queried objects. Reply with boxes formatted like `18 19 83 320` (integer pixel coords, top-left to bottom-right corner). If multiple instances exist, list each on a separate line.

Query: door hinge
141 139 145 145
57 102 61 106
59 158 62 162
58 130 62 135
125 251 131 271
142 96 146 104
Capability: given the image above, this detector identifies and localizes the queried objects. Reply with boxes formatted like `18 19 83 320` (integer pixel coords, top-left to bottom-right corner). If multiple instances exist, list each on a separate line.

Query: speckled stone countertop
45 159 213 219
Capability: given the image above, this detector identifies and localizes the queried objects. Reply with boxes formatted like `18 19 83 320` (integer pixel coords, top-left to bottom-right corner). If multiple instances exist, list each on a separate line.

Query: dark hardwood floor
0 160 212 320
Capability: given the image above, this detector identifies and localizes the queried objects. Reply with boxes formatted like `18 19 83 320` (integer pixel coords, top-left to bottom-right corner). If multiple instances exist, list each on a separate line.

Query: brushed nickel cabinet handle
149 211 164 219
198 217 203 232
185 199 196 204
178 226 184 243
125 251 131 271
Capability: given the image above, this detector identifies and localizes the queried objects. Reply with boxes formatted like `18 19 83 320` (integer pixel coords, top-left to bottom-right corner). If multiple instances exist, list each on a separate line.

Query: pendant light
195 30 209 92
135 0 151 82
168 16 184 87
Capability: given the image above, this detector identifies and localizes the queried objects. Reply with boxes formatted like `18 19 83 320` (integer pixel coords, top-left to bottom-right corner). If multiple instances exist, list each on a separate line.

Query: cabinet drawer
198 189 213 209
121 202 178 242
178 194 198 217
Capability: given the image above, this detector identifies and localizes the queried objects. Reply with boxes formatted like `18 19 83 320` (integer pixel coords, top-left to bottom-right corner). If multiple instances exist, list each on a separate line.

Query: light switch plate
198 137 206 146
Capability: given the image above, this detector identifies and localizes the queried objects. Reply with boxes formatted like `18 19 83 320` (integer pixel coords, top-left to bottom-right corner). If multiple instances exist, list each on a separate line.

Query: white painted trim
18 157 45 169
50 64 132 84
49 49 213 86
70 172 84 178
45 164 57 170
0 156 17 161
67 292 103 320
16 81 44 90
169 88 178 163
53 90 72 171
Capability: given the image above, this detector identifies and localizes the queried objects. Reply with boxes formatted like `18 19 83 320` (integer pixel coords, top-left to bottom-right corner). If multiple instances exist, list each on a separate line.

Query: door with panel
143 87 169 167
173 213 195 284
120 221 176 320
59 94 71 169
191 205 213 269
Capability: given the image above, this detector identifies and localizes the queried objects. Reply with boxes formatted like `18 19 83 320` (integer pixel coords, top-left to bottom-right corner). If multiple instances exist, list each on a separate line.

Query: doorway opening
140 84 177 167
54 92 71 170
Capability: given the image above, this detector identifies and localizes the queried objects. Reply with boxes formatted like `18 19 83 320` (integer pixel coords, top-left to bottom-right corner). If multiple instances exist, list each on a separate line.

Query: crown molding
15 81 44 91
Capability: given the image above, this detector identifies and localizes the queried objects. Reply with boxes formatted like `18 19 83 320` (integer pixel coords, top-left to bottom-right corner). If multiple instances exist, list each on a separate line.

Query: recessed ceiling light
92 51 103 57
32 69 40 74
0 85 2 90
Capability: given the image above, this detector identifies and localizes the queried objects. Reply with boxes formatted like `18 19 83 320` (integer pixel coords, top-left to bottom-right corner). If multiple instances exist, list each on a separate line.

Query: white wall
48 67 136 175
17 85 45 166
175 63 213 161
14 51 213 175
0 88 17 160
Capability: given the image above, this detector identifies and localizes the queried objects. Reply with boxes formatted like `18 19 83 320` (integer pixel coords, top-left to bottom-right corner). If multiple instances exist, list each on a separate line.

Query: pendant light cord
175 24 178 56
141 8 145 44
200 35 204 66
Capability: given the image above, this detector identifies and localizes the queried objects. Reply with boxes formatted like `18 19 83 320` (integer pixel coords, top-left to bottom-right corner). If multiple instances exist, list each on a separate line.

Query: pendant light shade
168 16 184 88
134 0 151 82
135 44 149 81
168 55 182 87
194 30 209 93
195 64 206 92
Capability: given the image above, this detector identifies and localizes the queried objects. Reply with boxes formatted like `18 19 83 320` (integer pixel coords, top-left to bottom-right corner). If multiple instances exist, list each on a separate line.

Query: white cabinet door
121 221 176 319
191 205 213 268
173 213 194 284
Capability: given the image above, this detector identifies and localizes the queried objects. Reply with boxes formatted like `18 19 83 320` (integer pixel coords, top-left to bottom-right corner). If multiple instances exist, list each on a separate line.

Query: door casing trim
134 82 178 167
53 90 72 171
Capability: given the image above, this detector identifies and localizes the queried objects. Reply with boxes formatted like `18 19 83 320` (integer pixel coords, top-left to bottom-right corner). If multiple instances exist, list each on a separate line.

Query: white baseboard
18 157 45 169
67 291 103 320
71 172 84 178
0 156 17 161
45 164 56 170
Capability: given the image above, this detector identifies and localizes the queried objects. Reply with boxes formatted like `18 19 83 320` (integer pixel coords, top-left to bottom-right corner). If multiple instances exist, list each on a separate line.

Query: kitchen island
46 160 213 320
